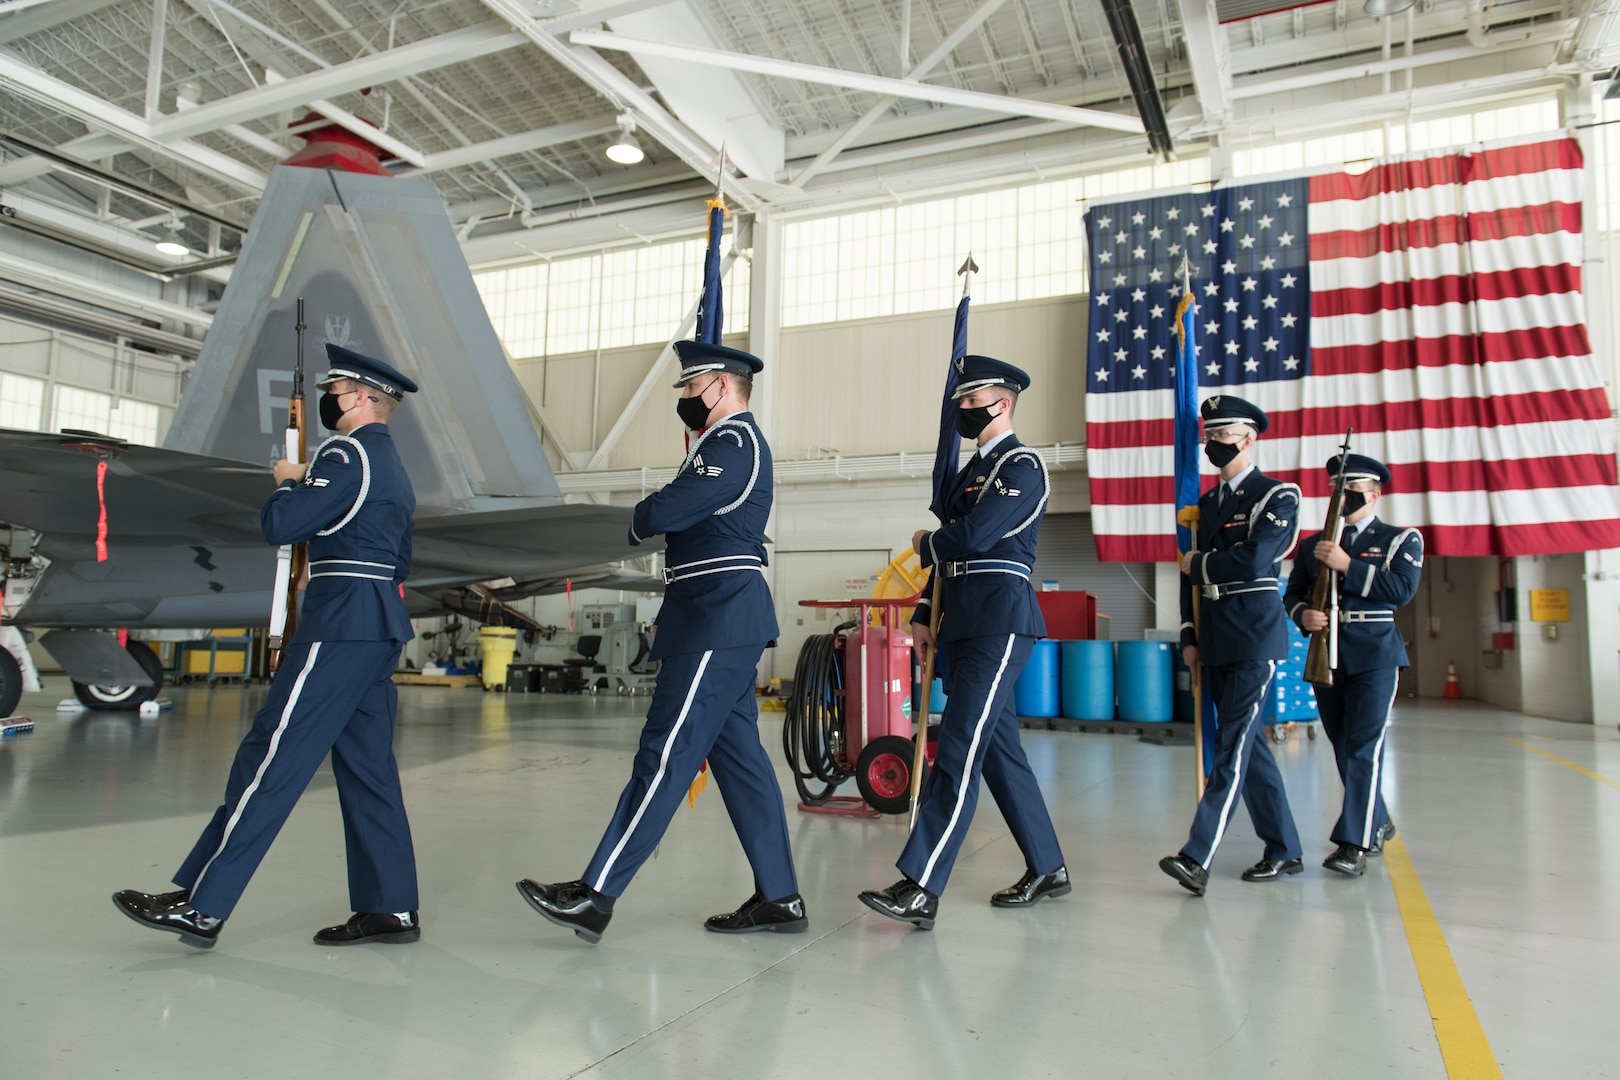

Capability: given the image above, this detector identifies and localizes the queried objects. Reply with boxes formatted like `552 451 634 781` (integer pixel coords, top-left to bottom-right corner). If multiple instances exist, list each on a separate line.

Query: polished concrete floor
2 676 1616 1079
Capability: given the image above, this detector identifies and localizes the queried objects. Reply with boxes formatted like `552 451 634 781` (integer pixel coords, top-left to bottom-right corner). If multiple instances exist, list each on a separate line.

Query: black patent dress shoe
1240 857 1305 882
991 866 1072 908
516 879 612 944
704 892 809 934
112 891 222 948
314 910 421 945
1158 854 1208 897
858 879 938 929
1323 843 1368 877
1368 821 1397 856
113 887 191 912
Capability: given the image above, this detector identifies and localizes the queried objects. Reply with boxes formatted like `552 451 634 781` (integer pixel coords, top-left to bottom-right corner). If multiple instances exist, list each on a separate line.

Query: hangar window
50 385 111 436
780 157 1210 328
107 399 160 446
474 234 752 359
0 372 44 430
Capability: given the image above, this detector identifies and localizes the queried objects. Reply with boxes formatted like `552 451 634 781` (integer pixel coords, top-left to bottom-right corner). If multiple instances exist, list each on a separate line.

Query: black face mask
1340 490 1369 518
956 402 1001 439
1204 438 1241 468
676 377 719 431
318 391 349 432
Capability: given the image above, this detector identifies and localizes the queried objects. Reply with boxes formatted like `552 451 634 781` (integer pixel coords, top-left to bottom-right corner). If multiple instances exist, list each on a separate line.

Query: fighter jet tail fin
166 166 561 508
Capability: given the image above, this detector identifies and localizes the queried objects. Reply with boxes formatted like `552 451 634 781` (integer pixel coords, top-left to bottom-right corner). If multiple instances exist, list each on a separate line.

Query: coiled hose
781 622 857 805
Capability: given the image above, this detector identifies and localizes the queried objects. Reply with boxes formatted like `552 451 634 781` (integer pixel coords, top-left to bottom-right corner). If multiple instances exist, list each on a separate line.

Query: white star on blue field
1085 179 1310 395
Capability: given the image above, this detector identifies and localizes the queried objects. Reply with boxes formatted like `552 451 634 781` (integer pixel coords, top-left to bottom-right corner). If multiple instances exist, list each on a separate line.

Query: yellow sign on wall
1529 589 1570 622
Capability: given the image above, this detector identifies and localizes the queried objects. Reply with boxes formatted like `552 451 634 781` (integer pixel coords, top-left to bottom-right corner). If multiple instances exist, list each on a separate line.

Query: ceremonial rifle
267 299 308 672
1304 427 1354 687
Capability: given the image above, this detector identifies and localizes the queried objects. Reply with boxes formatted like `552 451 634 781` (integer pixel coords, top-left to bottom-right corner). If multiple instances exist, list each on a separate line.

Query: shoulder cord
681 417 761 517
973 447 1050 539
1384 526 1424 571
312 434 372 537
1248 481 1303 559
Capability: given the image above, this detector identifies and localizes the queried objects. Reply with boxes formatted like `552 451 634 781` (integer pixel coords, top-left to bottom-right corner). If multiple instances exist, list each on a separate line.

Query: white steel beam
144 0 167 121
401 116 621 175
149 21 526 141
584 248 739 469
1178 0 1231 125
0 132 126 186
0 53 269 191
0 250 213 328
1229 66 1574 134
606 2 784 183
0 0 125 46
1230 29 1573 98
569 29 1146 134
481 0 760 211
792 0 1010 187
0 189 199 271
1226 3 1568 74
255 69 428 168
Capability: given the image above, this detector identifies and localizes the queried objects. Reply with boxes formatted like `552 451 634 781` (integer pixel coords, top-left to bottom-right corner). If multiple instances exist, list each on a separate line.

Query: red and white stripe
1087 136 1620 561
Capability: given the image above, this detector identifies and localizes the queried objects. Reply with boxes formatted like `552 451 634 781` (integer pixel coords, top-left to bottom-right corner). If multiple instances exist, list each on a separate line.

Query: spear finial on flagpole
1177 252 1193 295
958 253 979 297
707 143 729 215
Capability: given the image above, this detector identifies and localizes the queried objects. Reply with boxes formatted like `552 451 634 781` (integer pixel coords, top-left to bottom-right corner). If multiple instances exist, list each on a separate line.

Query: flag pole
1173 253 1207 804
908 255 977 829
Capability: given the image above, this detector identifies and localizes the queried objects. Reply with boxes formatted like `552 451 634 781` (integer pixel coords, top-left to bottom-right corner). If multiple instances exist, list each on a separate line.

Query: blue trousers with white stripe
897 633 1065 895
583 644 798 901
1180 660 1302 868
1312 666 1397 849
175 640 418 920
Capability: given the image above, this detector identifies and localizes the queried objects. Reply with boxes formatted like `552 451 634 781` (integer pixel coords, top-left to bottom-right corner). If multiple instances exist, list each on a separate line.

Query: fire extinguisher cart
782 595 935 817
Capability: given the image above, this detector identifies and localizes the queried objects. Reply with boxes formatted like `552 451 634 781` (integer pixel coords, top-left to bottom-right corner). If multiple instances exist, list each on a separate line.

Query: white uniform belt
1340 610 1395 623
1201 577 1278 600
941 559 1032 579
663 554 764 585
309 558 397 581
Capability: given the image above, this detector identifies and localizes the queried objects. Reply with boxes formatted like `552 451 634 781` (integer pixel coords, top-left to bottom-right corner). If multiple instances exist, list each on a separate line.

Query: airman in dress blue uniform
114 344 422 948
859 355 1069 930
1284 453 1422 876
1160 395 1305 897
517 340 804 943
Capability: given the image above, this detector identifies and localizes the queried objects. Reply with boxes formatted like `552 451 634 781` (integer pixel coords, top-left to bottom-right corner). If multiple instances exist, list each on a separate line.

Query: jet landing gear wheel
73 641 164 709
856 735 926 816
0 647 21 718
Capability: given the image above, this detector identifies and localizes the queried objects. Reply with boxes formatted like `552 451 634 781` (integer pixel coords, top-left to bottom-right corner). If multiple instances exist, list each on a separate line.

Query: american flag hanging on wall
1084 135 1620 561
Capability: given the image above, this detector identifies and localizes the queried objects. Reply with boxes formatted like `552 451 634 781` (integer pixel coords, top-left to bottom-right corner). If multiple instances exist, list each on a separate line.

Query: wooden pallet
392 673 483 688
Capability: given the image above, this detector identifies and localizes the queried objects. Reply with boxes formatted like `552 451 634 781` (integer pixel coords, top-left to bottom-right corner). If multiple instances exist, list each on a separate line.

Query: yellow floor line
1383 836 1503 1079
1506 738 1620 791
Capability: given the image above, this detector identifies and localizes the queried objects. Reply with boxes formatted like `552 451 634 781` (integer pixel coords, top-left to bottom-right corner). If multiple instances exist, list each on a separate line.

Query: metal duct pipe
1100 0 1175 157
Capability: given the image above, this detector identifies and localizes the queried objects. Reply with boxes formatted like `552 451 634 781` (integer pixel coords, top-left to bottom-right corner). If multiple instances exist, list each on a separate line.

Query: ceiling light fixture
605 113 645 165
1364 0 1416 17
154 215 189 256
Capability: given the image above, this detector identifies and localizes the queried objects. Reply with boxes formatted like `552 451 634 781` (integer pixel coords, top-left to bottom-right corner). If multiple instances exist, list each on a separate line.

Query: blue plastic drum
1060 640 1114 720
1117 640 1173 723
1013 640 1060 717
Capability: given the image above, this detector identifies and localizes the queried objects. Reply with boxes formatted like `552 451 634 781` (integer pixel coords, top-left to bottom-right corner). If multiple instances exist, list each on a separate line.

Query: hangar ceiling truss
0 0 1613 268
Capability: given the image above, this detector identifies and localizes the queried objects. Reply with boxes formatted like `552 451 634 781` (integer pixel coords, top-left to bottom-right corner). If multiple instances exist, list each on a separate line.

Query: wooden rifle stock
267 299 308 672
1303 428 1354 687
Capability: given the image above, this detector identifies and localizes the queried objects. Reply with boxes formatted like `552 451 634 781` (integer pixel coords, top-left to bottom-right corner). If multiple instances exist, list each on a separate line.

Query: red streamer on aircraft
95 459 109 562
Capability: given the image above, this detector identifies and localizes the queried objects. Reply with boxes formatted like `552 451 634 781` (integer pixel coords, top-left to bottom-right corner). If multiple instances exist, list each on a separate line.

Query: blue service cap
951 354 1031 399
672 340 764 387
1200 394 1268 434
1327 453 1391 486
317 344 418 399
